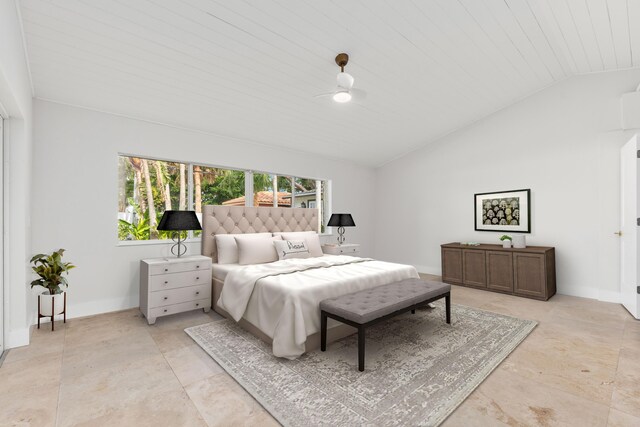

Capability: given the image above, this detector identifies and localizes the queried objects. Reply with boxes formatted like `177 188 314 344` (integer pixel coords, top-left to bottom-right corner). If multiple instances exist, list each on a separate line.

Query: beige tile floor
1 278 639 427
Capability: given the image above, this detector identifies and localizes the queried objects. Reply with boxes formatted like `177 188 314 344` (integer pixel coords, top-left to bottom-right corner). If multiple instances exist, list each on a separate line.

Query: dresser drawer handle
196 265 200 269
164 281 168 284
164 268 168 272
163 309 168 313
196 291 200 295
196 277 199 280
163 297 168 300
195 303 199 307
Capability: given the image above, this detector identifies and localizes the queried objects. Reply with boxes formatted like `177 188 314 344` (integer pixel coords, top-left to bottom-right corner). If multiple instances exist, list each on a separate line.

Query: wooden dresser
140 255 213 324
440 243 556 300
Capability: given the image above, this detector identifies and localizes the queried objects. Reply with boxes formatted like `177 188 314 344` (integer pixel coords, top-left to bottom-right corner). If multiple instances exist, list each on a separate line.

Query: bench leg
358 326 365 372
411 309 415 314
320 311 327 352
445 293 451 324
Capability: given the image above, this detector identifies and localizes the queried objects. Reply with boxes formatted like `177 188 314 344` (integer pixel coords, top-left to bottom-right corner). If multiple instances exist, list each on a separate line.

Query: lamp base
337 226 345 246
171 233 188 257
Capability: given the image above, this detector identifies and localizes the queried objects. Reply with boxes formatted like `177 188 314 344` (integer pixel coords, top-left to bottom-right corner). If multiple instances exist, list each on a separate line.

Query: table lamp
327 213 356 245
157 210 202 257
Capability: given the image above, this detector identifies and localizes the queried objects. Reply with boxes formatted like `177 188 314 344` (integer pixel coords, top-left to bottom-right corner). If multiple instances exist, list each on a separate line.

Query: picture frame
474 189 531 233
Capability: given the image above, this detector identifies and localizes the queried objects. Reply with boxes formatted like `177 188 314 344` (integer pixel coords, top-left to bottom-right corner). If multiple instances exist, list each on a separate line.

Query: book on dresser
140 255 213 325
440 242 556 301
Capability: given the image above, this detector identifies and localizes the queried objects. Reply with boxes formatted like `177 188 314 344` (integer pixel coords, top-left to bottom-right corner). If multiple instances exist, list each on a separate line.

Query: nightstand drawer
150 260 210 276
149 284 211 308
150 270 210 292
149 298 210 319
322 245 360 255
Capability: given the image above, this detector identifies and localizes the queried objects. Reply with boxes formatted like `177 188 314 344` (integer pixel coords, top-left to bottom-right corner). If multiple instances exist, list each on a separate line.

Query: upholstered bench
320 279 451 371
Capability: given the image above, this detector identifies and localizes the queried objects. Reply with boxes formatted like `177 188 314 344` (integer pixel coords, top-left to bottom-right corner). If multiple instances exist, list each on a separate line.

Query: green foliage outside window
118 155 329 241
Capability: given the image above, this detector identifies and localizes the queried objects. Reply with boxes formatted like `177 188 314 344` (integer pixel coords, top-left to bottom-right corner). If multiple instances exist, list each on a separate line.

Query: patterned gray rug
185 301 536 427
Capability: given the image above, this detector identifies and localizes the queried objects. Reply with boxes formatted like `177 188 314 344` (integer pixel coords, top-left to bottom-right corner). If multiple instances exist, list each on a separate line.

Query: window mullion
188 163 194 239
291 177 295 208
245 171 254 207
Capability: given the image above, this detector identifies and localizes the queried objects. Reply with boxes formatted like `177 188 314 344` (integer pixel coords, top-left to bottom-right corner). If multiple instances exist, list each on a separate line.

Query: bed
201 205 419 359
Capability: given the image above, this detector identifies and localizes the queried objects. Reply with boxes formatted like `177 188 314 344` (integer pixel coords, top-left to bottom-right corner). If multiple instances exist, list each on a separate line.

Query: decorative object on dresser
320 279 451 371
157 210 202 257
140 255 212 325
474 189 531 233
30 249 76 331
321 243 360 256
327 213 356 245
499 235 512 248
441 243 556 300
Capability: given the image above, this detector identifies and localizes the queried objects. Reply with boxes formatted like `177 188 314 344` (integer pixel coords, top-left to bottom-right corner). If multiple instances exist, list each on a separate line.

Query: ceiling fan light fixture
333 90 352 103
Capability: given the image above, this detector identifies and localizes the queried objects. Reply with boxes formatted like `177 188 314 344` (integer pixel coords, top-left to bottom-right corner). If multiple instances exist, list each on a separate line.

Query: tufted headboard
201 205 319 262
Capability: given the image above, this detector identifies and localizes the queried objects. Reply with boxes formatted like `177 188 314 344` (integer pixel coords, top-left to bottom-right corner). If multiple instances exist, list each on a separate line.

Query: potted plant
499 235 512 248
30 249 76 329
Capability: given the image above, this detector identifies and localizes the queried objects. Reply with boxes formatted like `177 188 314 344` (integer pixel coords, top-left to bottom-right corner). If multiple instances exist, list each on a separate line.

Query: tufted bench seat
320 279 451 371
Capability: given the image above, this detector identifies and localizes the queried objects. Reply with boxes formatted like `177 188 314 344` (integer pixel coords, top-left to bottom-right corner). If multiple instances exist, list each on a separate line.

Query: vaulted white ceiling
18 0 640 166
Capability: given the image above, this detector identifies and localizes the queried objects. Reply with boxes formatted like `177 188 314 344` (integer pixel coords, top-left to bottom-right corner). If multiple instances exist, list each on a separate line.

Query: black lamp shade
157 210 202 231
327 213 356 227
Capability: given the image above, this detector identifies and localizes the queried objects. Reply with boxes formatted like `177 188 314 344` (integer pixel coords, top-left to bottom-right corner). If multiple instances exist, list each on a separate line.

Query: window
118 156 186 241
118 155 331 241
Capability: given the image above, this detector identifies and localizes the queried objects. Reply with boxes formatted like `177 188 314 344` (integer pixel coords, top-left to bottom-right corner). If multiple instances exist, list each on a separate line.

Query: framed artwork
474 189 531 233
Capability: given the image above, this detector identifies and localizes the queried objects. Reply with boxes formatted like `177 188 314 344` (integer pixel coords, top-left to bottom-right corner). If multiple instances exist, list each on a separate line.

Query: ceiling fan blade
313 92 335 98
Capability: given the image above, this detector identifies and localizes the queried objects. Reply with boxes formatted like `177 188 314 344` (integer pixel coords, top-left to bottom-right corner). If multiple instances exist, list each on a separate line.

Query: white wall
31 99 376 319
374 69 640 301
0 0 34 348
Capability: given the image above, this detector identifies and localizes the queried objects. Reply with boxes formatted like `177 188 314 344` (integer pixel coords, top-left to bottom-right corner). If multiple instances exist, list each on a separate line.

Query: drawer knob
163 297 168 300
196 277 199 280
196 265 200 269
164 281 168 284
195 303 199 307
196 291 200 295
164 268 168 272
163 309 168 313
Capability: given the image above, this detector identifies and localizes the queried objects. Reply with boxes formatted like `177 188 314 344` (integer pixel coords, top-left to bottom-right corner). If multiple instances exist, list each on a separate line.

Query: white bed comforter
218 255 419 359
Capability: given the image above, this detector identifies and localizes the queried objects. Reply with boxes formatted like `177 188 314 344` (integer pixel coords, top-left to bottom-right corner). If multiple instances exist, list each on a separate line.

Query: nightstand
140 255 212 325
322 243 360 256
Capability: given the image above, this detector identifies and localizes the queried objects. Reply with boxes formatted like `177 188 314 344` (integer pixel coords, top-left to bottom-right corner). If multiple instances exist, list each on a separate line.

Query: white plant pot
39 291 66 317
502 240 512 248
512 235 526 249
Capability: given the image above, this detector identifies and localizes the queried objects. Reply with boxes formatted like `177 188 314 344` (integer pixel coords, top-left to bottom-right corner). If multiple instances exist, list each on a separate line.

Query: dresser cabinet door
442 248 463 284
462 249 487 288
486 251 514 292
513 253 546 299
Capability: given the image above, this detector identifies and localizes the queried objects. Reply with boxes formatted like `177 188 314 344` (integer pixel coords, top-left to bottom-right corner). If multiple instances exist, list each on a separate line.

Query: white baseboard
410 264 621 304
413 264 441 276
32 296 138 326
6 327 30 349
555 285 600 300
598 290 622 304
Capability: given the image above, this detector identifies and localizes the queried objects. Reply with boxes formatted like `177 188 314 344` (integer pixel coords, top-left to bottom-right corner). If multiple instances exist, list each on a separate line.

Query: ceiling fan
315 53 366 103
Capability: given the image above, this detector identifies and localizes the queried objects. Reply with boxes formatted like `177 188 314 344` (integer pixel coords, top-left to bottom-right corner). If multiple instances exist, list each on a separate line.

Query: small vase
502 240 512 248
39 291 66 316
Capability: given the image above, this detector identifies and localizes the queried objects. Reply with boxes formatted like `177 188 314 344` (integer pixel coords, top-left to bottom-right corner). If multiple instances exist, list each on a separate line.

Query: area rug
185 301 536 426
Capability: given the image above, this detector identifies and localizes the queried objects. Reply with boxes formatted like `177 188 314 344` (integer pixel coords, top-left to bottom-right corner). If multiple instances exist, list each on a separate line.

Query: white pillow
274 240 311 260
274 232 323 257
215 233 272 264
235 235 282 265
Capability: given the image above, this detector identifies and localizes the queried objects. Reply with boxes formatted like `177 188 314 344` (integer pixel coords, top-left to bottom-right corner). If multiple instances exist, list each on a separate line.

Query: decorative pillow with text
274 240 311 260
